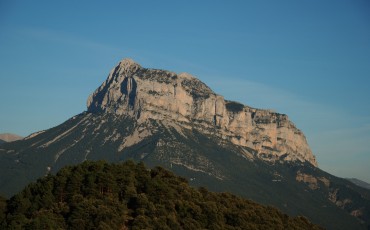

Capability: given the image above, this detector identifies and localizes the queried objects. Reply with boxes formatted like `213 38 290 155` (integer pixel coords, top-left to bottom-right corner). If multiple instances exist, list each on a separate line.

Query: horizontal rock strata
87 58 317 166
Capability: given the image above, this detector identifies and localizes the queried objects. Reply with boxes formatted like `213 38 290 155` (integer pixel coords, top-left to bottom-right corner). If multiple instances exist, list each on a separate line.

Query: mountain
0 161 323 229
348 178 370 190
87 59 317 166
0 140 5 145
0 58 369 229
0 133 23 143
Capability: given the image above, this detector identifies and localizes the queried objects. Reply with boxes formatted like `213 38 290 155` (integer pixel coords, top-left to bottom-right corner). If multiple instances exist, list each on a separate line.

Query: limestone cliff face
87 58 317 166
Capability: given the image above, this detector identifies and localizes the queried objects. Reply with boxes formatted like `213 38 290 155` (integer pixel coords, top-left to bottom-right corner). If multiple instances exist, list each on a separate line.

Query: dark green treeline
0 160 323 229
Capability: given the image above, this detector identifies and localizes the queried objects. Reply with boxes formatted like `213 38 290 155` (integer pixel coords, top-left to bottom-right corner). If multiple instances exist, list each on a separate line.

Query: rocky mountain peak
87 58 317 166
119 58 139 66
117 58 141 73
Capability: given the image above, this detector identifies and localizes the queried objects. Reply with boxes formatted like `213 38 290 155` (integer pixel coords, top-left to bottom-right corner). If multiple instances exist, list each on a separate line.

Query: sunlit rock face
87 58 317 166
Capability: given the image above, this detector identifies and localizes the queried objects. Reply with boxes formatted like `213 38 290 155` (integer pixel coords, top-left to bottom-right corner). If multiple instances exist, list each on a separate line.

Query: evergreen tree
0 160 324 229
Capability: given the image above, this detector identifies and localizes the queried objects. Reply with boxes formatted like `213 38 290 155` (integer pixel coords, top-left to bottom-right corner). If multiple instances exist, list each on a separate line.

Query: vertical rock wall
87 58 317 166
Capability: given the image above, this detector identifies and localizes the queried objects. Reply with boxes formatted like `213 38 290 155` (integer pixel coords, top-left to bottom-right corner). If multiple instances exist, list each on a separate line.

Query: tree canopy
0 160 323 229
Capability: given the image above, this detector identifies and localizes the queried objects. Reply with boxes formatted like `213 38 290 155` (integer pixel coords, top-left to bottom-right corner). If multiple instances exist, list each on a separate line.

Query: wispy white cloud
205 77 370 182
312 125 370 158
206 78 347 129
16 26 119 53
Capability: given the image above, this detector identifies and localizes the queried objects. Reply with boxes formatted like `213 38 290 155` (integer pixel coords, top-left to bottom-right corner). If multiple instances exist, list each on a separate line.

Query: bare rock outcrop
87 58 317 166
0 133 23 142
296 171 320 189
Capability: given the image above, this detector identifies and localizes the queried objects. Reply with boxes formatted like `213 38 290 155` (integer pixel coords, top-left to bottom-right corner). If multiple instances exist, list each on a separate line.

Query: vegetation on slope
225 101 244 113
0 160 322 229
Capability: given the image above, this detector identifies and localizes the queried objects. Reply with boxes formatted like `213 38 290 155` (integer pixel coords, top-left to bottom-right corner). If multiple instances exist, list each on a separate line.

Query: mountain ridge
347 178 370 190
0 133 23 143
87 58 317 166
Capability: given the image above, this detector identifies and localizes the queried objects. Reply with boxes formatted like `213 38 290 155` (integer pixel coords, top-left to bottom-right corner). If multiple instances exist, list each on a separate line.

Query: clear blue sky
1 0 369 183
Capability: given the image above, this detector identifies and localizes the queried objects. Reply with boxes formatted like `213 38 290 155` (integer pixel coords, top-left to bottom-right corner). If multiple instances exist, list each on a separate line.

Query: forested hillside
0 161 322 229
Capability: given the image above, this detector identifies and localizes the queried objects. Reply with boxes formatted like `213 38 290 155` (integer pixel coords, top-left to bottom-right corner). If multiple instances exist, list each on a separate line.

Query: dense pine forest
0 161 323 229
